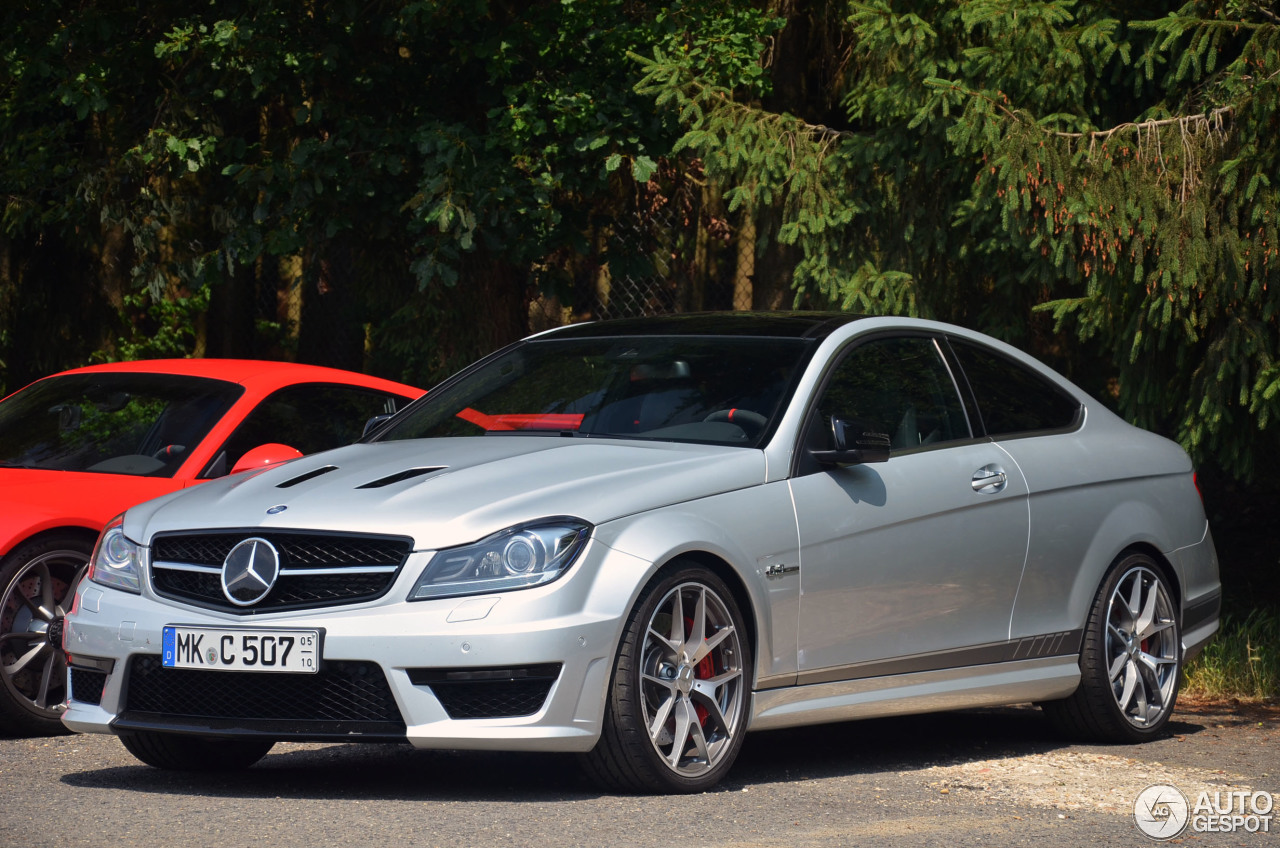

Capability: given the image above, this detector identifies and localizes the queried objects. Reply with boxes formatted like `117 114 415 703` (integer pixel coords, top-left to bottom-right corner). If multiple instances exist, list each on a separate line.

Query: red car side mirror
230 443 304 475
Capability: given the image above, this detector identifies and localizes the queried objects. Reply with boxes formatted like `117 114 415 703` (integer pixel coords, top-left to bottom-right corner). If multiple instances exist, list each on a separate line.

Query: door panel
791 444 1029 674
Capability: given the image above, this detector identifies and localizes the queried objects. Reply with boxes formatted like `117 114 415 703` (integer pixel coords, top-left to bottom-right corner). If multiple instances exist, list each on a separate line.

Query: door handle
971 466 1008 493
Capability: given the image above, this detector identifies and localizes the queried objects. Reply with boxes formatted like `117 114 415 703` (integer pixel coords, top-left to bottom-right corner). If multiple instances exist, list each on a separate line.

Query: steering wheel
703 408 768 436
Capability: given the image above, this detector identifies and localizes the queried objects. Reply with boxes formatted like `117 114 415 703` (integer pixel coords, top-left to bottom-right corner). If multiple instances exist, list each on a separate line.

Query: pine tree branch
924 79 1234 142
1047 107 1234 141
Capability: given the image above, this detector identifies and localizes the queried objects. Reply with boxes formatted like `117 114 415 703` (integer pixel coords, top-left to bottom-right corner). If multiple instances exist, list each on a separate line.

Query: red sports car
0 359 422 735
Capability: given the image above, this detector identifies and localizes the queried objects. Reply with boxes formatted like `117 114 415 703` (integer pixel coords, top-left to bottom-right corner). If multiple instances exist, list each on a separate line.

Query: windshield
379 335 813 448
0 372 243 476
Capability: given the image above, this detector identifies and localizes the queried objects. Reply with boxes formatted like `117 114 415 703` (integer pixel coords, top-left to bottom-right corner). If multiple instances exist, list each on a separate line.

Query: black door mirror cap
811 416 891 466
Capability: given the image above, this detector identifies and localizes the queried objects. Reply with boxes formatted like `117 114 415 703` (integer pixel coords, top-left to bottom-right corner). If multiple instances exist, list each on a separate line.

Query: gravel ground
2 698 1275 847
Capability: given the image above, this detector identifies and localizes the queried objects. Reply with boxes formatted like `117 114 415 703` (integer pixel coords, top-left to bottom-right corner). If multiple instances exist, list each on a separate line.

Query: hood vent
276 465 339 489
356 466 445 489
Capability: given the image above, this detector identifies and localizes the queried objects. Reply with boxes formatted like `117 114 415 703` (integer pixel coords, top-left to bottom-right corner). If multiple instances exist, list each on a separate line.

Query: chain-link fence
592 182 755 321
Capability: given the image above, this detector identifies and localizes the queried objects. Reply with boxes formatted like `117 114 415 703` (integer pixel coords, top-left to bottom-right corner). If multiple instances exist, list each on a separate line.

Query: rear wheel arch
1116 542 1182 611
1042 548 1183 741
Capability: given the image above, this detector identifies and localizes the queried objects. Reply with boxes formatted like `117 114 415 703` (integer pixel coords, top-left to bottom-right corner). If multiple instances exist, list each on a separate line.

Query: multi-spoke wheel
1042 552 1182 742
0 533 92 735
582 563 750 793
1103 564 1180 727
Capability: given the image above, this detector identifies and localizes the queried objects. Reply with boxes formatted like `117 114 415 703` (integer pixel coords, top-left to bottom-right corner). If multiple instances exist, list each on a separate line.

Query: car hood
124 437 766 550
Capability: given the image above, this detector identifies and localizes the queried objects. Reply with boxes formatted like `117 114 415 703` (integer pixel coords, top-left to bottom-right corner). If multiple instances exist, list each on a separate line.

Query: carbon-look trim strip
1182 590 1222 633
789 630 1085 688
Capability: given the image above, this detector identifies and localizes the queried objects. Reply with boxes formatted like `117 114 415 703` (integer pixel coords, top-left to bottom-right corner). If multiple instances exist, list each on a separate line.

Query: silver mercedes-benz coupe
62 313 1220 792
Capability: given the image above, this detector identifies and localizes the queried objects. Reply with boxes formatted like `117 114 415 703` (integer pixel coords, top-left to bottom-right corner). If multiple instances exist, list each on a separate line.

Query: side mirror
362 413 396 438
230 443 304 475
811 416 891 467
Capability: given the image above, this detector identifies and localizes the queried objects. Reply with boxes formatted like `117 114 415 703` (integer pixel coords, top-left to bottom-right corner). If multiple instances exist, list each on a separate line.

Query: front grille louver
150 530 412 614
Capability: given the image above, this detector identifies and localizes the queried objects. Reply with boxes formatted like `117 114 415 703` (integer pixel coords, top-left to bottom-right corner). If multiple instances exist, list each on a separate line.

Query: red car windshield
0 373 243 477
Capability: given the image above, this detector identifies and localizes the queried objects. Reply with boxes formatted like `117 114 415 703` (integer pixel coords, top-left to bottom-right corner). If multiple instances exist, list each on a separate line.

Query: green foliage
638 0 1280 479
924 2 1280 479
1184 607 1280 701
93 286 213 363
4 0 1279 481
1 1 784 384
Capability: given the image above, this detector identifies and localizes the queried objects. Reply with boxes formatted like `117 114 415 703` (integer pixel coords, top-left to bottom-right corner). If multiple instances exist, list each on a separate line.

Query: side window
202 385 409 477
949 339 1081 436
808 337 970 456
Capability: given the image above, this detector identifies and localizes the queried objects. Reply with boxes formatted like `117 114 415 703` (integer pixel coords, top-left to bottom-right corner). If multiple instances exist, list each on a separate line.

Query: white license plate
162 626 320 673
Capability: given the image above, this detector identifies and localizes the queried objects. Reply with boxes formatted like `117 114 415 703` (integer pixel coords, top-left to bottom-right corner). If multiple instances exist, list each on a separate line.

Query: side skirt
748 655 1081 732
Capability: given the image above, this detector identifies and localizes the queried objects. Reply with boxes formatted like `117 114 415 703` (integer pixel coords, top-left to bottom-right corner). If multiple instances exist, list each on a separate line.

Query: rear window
949 340 1081 436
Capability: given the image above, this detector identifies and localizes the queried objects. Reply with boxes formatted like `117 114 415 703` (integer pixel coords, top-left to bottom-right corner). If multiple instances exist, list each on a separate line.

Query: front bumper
62 544 643 752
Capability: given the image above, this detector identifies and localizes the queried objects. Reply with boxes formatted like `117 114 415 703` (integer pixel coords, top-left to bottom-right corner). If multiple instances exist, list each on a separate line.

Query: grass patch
1183 607 1280 701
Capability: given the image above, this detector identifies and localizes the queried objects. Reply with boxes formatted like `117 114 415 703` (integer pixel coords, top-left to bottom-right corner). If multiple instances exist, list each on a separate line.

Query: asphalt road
3 699 1275 848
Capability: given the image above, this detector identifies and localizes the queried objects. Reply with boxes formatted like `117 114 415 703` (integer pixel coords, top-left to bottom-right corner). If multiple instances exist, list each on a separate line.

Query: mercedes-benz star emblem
221 537 281 606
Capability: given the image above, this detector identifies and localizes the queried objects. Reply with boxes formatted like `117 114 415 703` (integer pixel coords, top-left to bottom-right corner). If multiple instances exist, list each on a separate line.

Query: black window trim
939 334 1085 441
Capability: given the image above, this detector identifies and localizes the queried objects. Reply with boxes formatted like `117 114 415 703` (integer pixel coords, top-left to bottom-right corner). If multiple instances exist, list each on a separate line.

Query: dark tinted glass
813 337 970 450
0 373 242 476
949 340 1081 435
205 385 409 477
379 336 814 448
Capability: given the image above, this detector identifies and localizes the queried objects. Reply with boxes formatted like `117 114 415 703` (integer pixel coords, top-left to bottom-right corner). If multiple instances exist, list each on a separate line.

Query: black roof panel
540 312 865 341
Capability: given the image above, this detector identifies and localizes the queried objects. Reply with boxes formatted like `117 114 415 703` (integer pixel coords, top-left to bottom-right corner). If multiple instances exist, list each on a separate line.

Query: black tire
581 563 751 793
119 731 275 770
1042 552 1181 742
0 533 92 736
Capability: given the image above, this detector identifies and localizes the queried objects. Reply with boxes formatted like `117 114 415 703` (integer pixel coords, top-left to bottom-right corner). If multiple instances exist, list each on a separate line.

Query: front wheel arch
581 559 754 793
0 528 98 734
659 550 758 669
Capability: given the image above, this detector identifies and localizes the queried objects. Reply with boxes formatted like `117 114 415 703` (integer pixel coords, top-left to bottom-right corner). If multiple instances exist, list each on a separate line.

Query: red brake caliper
685 616 714 726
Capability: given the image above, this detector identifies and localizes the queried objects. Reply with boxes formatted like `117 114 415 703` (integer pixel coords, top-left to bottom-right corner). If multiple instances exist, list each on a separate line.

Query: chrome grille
150 530 412 613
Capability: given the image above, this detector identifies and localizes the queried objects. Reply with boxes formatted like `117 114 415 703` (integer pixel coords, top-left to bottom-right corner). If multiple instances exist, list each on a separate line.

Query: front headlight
409 518 591 601
88 514 142 594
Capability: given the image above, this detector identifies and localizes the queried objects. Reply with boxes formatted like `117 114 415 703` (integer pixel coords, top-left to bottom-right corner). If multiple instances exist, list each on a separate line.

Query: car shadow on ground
58 705 1208 802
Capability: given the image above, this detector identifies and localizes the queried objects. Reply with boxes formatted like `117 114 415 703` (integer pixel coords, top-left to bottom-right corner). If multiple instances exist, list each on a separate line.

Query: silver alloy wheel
639 580 745 777
0 546 87 722
1104 565 1179 727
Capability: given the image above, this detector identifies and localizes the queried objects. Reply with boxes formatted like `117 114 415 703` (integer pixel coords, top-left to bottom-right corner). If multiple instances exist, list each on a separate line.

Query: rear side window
202 384 409 477
949 340 1081 436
